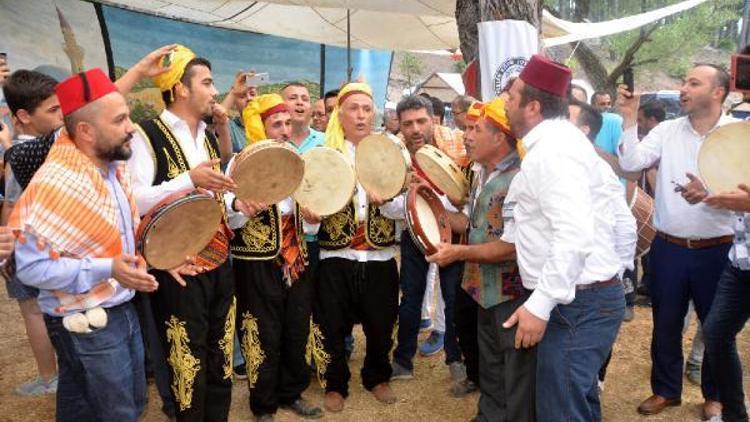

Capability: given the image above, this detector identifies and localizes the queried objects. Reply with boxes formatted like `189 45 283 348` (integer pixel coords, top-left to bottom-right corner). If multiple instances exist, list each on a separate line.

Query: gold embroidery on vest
366 206 395 247
163 148 181 180
166 316 201 411
240 311 265 388
241 213 278 253
218 297 236 380
154 118 188 173
305 317 330 388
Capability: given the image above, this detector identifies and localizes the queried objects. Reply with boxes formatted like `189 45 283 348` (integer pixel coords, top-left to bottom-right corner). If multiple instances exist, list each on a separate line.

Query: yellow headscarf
152 45 196 100
465 101 484 122
241 93 288 144
324 82 373 151
481 97 526 159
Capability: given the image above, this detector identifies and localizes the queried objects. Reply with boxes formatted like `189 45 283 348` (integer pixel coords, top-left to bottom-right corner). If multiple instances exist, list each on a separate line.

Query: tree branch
606 24 660 86
630 58 659 67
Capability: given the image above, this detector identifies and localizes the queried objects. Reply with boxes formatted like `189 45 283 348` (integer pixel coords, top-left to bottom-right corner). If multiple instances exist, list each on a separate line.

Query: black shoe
281 398 323 419
234 364 248 380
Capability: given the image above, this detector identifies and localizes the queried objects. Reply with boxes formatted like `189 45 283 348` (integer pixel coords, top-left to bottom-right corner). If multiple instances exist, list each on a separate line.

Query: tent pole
347 9 352 82
320 43 326 98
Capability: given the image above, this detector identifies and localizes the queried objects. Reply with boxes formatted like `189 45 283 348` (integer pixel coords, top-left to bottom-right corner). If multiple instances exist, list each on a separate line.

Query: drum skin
698 121 750 194
136 190 223 270
231 140 304 205
626 182 656 259
405 184 451 256
355 134 411 200
293 146 356 216
414 144 468 205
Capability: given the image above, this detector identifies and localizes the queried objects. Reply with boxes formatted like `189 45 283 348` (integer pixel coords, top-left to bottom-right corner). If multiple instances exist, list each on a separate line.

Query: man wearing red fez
496 54 636 421
127 45 238 421
10 68 157 421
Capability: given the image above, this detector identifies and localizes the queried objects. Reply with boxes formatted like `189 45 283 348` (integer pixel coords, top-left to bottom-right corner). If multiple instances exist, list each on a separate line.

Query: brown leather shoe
371 382 397 404
324 392 345 413
703 400 722 420
637 395 681 415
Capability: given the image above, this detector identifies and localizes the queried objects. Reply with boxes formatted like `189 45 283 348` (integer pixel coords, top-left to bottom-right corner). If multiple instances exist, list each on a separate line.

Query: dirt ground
1 285 748 421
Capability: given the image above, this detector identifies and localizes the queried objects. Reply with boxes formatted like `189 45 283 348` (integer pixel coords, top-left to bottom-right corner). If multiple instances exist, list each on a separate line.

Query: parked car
639 90 683 120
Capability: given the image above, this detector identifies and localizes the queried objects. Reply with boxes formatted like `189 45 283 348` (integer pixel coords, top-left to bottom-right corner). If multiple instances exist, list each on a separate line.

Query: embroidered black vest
318 201 396 250
136 117 227 220
230 203 309 263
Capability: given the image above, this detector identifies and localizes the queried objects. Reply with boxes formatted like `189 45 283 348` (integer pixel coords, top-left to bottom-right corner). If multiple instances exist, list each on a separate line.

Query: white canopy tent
96 0 708 51
407 72 465 102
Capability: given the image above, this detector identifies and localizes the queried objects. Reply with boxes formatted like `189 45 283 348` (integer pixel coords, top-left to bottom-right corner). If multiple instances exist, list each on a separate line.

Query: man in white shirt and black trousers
128 44 238 422
501 54 636 421
617 64 737 419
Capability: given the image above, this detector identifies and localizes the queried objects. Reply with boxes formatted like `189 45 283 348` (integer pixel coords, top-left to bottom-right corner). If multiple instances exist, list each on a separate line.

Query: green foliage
128 98 159 122
453 59 467 74
399 52 424 88
114 66 156 92
257 80 321 102
606 0 741 78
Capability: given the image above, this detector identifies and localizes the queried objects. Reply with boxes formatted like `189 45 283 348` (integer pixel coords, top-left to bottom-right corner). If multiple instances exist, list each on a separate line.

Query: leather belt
656 231 734 250
576 276 620 291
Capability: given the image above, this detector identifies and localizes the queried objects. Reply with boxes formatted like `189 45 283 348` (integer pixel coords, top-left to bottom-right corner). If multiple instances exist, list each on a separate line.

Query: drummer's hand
704 184 750 212
112 255 158 292
234 199 266 218
426 243 462 267
133 44 177 79
447 195 467 209
680 172 708 204
0 226 14 261
167 256 206 287
616 85 640 129
367 192 386 207
300 207 321 224
211 103 229 126
189 159 237 192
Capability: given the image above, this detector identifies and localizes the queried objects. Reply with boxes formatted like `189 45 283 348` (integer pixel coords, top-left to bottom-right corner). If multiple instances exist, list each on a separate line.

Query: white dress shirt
617 115 736 238
319 140 396 262
500 119 635 321
128 110 209 215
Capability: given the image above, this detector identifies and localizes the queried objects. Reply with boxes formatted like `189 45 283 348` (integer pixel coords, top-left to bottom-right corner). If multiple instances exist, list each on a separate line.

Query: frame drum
293 146 356 216
405 184 451 255
355 134 412 200
698 121 750 193
414 144 468 205
230 140 304 204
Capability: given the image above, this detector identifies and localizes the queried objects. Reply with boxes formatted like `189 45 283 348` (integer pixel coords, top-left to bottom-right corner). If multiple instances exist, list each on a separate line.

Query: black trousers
150 261 235 422
314 257 399 396
454 280 480 385
476 294 536 422
234 259 313 416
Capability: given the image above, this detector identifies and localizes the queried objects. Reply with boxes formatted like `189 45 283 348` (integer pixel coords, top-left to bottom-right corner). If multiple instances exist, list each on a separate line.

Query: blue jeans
704 264 750 422
45 302 146 422
393 234 461 370
536 283 625 422
648 237 730 400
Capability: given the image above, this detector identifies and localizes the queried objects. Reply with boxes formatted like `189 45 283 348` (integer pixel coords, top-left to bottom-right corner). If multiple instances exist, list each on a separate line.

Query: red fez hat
518 54 572 98
55 68 118 116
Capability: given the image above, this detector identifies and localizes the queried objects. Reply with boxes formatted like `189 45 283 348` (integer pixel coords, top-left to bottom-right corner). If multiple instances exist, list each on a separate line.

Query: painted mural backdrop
0 1 392 124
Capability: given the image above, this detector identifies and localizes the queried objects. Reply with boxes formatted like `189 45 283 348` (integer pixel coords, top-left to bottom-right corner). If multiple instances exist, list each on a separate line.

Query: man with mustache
312 82 400 412
618 64 738 419
12 68 156 421
225 94 323 421
311 98 327 132
386 96 464 393
428 97 536 422
128 44 238 421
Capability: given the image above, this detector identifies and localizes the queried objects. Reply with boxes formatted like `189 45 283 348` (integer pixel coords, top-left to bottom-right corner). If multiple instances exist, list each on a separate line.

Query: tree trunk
455 0 542 64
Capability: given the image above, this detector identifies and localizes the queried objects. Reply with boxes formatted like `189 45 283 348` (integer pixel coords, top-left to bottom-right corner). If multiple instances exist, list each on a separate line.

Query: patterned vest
136 117 231 257
318 201 396 250
230 203 309 264
462 165 523 309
